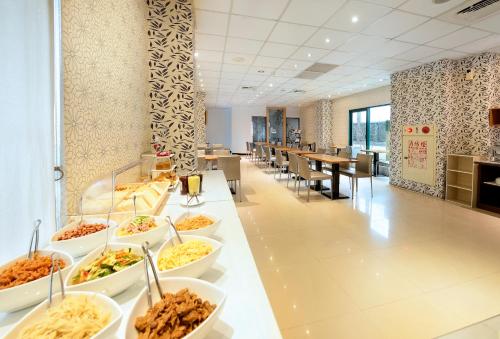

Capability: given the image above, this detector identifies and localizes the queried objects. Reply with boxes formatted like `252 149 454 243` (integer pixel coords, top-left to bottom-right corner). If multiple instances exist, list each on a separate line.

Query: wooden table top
306 153 357 164
203 155 219 160
361 149 387 154
287 149 316 155
274 146 294 152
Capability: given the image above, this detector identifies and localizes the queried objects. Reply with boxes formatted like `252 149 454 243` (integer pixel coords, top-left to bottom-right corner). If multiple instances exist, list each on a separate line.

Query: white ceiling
193 0 500 107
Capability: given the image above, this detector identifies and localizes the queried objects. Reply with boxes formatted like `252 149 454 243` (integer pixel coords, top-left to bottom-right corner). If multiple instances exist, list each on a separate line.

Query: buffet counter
0 170 282 339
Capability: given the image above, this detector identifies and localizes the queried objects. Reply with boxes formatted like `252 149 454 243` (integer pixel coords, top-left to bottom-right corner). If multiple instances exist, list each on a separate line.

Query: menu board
402 125 436 186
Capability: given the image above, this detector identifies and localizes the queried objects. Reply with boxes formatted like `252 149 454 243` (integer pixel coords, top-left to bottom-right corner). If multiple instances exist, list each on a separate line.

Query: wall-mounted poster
402 125 436 186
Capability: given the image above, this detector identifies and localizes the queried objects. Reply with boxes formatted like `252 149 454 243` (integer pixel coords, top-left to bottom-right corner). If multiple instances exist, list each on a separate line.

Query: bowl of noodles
154 235 222 279
4 291 122 339
112 215 168 247
65 243 144 297
124 277 226 339
0 249 74 313
172 212 221 237
50 218 119 257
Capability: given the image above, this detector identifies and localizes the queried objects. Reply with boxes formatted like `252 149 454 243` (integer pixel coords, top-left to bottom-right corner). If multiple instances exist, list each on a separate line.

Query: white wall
0 0 55 261
207 105 299 153
206 107 231 147
332 86 391 145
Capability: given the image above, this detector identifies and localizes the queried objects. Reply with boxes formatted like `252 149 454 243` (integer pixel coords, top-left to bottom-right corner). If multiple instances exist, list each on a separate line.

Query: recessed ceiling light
379 78 384 82
198 72 202 76
294 64 298 69
269 83 273 87
194 52 199 57
307 53 312 58
200 79 203 82
328 95 331 98
233 56 245 63
325 37 330 43
351 16 359 23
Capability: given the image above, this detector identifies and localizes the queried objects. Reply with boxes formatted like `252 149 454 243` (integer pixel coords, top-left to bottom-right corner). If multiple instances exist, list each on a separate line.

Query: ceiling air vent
438 0 500 24
295 63 337 80
240 86 256 90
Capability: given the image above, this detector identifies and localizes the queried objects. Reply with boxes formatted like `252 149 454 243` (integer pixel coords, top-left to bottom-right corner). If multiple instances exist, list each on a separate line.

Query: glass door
369 105 391 151
349 109 367 157
267 107 286 145
252 116 267 142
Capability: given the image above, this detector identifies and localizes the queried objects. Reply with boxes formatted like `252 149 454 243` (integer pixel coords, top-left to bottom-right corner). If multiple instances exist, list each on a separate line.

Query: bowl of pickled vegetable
113 215 168 247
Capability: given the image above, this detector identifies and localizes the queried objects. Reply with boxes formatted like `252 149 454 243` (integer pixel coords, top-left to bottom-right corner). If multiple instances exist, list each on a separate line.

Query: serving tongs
165 216 183 244
27 219 42 259
141 241 164 308
48 253 65 307
100 208 113 256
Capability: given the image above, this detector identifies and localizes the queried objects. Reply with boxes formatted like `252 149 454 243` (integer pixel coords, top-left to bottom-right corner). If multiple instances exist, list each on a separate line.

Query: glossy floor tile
235 158 500 339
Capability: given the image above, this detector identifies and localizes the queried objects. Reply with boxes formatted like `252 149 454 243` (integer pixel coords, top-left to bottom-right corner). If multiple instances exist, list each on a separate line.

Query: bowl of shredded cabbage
154 235 222 278
4 291 122 339
65 243 144 297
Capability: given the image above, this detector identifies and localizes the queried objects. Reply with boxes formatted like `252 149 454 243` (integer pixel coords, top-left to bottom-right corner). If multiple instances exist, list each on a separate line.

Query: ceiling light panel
195 10 228 35
427 27 491 49
363 10 428 38
305 28 354 49
232 0 289 19
399 0 466 17
324 0 393 32
280 0 347 26
228 15 275 40
259 42 298 58
268 22 318 45
225 37 264 54
396 19 462 44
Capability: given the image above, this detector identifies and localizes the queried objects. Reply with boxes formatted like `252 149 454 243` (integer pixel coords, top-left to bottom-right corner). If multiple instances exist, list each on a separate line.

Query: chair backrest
265 146 272 160
198 144 207 150
356 153 372 175
197 156 207 171
338 150 350 169
256 145 263 157
217 155 241 180
213 149 230 156
297 156 311 179
317 148 326 154
212 144 224 149
288 152 298 174
197 149 205 156
276 150 283 165
261 146 268 160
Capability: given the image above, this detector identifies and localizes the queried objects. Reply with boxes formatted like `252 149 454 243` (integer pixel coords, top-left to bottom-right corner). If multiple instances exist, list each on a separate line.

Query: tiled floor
235 158 500 339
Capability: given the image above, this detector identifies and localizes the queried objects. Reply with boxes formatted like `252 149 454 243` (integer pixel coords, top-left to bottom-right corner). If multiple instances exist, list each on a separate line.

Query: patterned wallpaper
390 52 500 198
194 91 207 144
315 99 335 149
62 0 150 214
146 0 196 170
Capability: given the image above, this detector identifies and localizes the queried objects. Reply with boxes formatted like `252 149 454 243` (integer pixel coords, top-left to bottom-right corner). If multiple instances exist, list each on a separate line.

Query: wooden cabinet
476 161 500 214
446 154 478 207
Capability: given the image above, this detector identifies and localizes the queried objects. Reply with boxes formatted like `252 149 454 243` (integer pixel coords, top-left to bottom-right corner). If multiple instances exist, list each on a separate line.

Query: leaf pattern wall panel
146 0 195 170
62 0 150 214
315 99 335 149
194 91 207 144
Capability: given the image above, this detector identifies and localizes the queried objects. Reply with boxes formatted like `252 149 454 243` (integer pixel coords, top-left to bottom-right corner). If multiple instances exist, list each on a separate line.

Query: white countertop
0 170 281 339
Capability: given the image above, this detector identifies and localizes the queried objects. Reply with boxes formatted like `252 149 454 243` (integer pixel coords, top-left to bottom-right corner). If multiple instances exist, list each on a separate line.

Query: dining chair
255 144 264 165
339 153 373 198
264 146 276 172
274 150 289 180
197 149 206 157
250 142 257 162
197 156 207 171
217 155 242 202
287 152 299 189
212 143 224 149
297 156 331 202
317 148 326 154
213 149 230 156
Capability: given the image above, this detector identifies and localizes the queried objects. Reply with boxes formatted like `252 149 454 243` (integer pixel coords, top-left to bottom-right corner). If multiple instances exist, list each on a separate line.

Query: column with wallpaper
315 99 335 150
146 0 196 170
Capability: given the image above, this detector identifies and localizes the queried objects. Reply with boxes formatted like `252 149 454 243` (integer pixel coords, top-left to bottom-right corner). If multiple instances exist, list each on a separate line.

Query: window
349 104 391 156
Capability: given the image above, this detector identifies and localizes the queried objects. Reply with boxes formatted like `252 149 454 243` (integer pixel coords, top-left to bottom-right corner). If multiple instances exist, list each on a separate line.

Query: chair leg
297 178 300 196
351 176 355 198
356 178 359 192
307 179 310 202
239 180 242 202
370 176 373 197
287 172 290 187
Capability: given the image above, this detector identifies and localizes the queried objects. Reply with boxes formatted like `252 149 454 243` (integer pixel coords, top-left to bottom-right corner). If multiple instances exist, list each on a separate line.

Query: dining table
305 153 357 199
360 149 386 176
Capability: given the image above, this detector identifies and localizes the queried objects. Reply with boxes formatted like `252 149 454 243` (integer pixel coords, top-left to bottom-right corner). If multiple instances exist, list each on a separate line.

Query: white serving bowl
113 216 169 247
155 235 222 278
50 218 119 257
125 277 226 339
65 243 143 297
173 212 221 237
0 249 74 313
4 291 122 339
